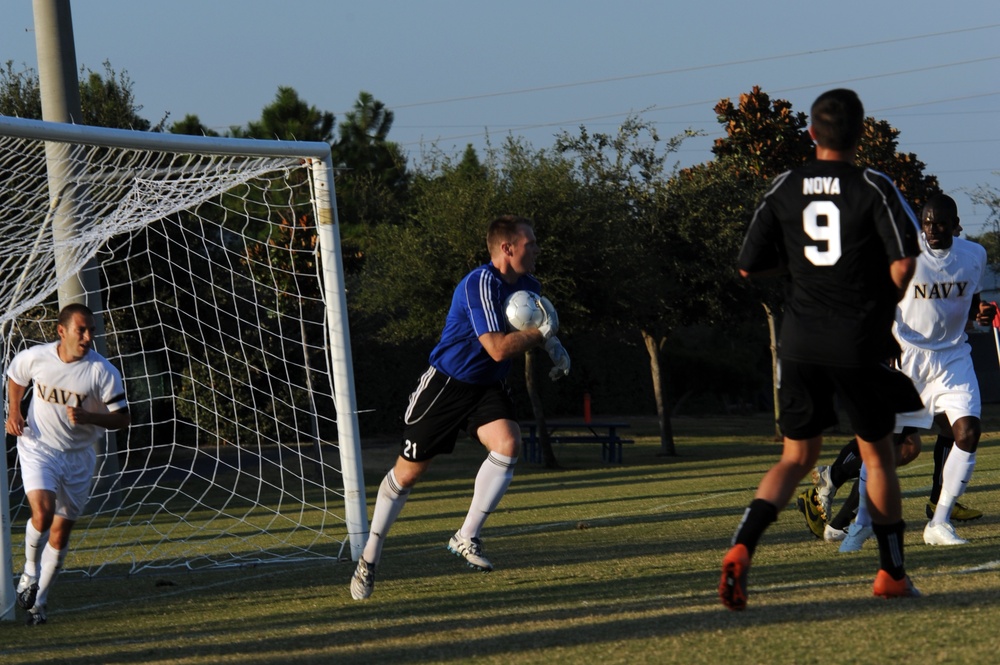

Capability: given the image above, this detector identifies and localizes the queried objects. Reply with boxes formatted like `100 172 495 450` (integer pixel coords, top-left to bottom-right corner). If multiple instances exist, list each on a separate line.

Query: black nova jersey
738 160 920 367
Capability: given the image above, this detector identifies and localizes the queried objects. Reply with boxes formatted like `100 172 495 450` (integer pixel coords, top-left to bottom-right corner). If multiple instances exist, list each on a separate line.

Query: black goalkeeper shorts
399 366 516 462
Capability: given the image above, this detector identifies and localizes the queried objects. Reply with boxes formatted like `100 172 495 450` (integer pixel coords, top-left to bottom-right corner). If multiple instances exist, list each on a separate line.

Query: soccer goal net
0 116 368 598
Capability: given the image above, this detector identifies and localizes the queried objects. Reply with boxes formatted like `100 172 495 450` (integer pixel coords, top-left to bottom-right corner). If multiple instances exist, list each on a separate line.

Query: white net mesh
1 123 358 577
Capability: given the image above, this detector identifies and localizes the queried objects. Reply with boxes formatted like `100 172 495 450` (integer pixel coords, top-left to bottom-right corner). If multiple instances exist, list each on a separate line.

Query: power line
384 24 1000 111
390 60 1000 149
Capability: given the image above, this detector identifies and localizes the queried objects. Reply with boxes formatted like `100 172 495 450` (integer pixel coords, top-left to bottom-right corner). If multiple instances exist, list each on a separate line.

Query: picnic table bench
520 421 633 464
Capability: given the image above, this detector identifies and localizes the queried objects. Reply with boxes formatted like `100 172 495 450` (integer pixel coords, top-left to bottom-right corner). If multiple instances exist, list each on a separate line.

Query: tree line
4 61 998 464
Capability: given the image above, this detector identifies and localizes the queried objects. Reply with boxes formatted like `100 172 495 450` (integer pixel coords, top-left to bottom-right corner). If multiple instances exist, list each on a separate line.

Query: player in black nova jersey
719 89 923 610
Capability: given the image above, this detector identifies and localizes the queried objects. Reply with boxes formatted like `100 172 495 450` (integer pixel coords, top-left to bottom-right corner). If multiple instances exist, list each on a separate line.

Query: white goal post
0 116 368 620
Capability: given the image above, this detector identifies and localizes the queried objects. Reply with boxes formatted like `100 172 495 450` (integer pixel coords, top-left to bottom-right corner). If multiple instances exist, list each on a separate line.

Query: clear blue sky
4 1 999 233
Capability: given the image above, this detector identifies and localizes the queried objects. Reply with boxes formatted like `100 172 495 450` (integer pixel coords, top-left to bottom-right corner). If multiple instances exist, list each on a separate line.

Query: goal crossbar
0 116 334 158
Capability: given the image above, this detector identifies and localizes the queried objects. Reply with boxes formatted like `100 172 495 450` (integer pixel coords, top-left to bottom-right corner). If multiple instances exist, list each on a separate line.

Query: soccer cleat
350 557 376 600
811 465 837 521
25 604 47 626
873 570 921 599
719 544 750 611
923 521 968 546
16 573 38 610
796 488 826 539
925 501 983 522
448 532 494 572
824 524 847 542
838 522 874 553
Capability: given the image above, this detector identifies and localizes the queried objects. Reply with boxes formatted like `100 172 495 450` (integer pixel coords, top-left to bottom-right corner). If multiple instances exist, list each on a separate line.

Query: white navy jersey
895 234 988 352
738 160 920 367
7 341 128 453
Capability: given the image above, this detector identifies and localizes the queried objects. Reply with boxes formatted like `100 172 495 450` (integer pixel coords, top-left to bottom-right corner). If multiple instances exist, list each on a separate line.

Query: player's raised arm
66 405 130 430
971 295 997 327
478 329 544 362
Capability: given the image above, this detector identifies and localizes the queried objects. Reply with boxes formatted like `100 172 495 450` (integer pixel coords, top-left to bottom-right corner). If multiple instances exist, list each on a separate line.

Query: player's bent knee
393 458 431 487
487 440 520 459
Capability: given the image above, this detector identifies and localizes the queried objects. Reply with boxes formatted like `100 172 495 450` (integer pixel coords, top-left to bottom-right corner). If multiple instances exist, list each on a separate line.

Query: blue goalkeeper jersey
428 262 541 385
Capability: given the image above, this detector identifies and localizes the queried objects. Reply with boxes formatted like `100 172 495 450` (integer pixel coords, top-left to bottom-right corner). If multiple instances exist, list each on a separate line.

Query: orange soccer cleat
873 569 921 599
719 544 750 611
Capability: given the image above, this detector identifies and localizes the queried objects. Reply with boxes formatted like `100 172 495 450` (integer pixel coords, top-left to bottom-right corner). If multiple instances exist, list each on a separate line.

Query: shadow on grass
28 559 995 665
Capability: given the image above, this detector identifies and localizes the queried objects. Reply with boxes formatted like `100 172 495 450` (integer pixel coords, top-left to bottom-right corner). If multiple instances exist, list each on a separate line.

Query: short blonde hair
486 215 533 255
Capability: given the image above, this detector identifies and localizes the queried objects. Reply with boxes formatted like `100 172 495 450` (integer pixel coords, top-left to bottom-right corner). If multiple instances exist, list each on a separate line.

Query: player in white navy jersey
720 88 923 610
350 215 570 600
896 194 991 545
6 303 130 625
811 194 993 550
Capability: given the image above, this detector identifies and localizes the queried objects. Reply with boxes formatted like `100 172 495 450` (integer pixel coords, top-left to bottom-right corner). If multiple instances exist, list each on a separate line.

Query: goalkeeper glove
536 295 559 340
545 336 571 381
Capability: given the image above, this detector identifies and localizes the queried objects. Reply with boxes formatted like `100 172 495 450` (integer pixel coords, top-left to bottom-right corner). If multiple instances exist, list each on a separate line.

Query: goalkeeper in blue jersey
350 215 570 600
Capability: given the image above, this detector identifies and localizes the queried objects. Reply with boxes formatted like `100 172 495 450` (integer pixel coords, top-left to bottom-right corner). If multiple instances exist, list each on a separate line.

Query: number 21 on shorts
403 439 418 459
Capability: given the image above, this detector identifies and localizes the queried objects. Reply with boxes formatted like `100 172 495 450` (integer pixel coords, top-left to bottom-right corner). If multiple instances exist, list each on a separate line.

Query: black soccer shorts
778 359 922 442
399 366 517 462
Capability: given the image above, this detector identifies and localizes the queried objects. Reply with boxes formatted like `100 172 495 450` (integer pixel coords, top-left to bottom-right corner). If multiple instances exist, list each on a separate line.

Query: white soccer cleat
811 465 837 522
923 521 968 546
838 522 873 553
350 558 376 600
824 524 847 542
16 572 38 610
448 532 494 571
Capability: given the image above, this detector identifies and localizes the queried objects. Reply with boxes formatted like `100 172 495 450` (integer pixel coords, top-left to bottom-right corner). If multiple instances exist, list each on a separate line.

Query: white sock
855 464 871 528
23 522 46 578
361 469 410 566
35 544 66 607
460 452 516 540
933 448 976 525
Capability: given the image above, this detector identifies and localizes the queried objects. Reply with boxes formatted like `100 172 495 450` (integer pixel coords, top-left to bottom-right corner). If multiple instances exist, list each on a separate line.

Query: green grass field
3 408 1000 664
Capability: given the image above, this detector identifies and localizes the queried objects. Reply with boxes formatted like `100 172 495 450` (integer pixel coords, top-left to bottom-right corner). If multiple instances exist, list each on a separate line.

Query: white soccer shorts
17 434 97 521
895 343 981 430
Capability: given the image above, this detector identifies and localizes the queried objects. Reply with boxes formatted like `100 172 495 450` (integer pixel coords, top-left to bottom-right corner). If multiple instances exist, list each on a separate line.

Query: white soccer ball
504 290 543 331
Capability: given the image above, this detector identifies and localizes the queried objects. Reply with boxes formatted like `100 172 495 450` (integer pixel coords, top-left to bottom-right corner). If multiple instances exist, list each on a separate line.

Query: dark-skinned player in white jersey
720 88 923 610
802 194 994 551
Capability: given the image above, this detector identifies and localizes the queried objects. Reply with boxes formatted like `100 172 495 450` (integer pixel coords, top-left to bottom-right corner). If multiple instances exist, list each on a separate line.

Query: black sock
829 480 860 530
872 520 907 580
930 435 954 504
830 438 862 488
732 499 778 558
